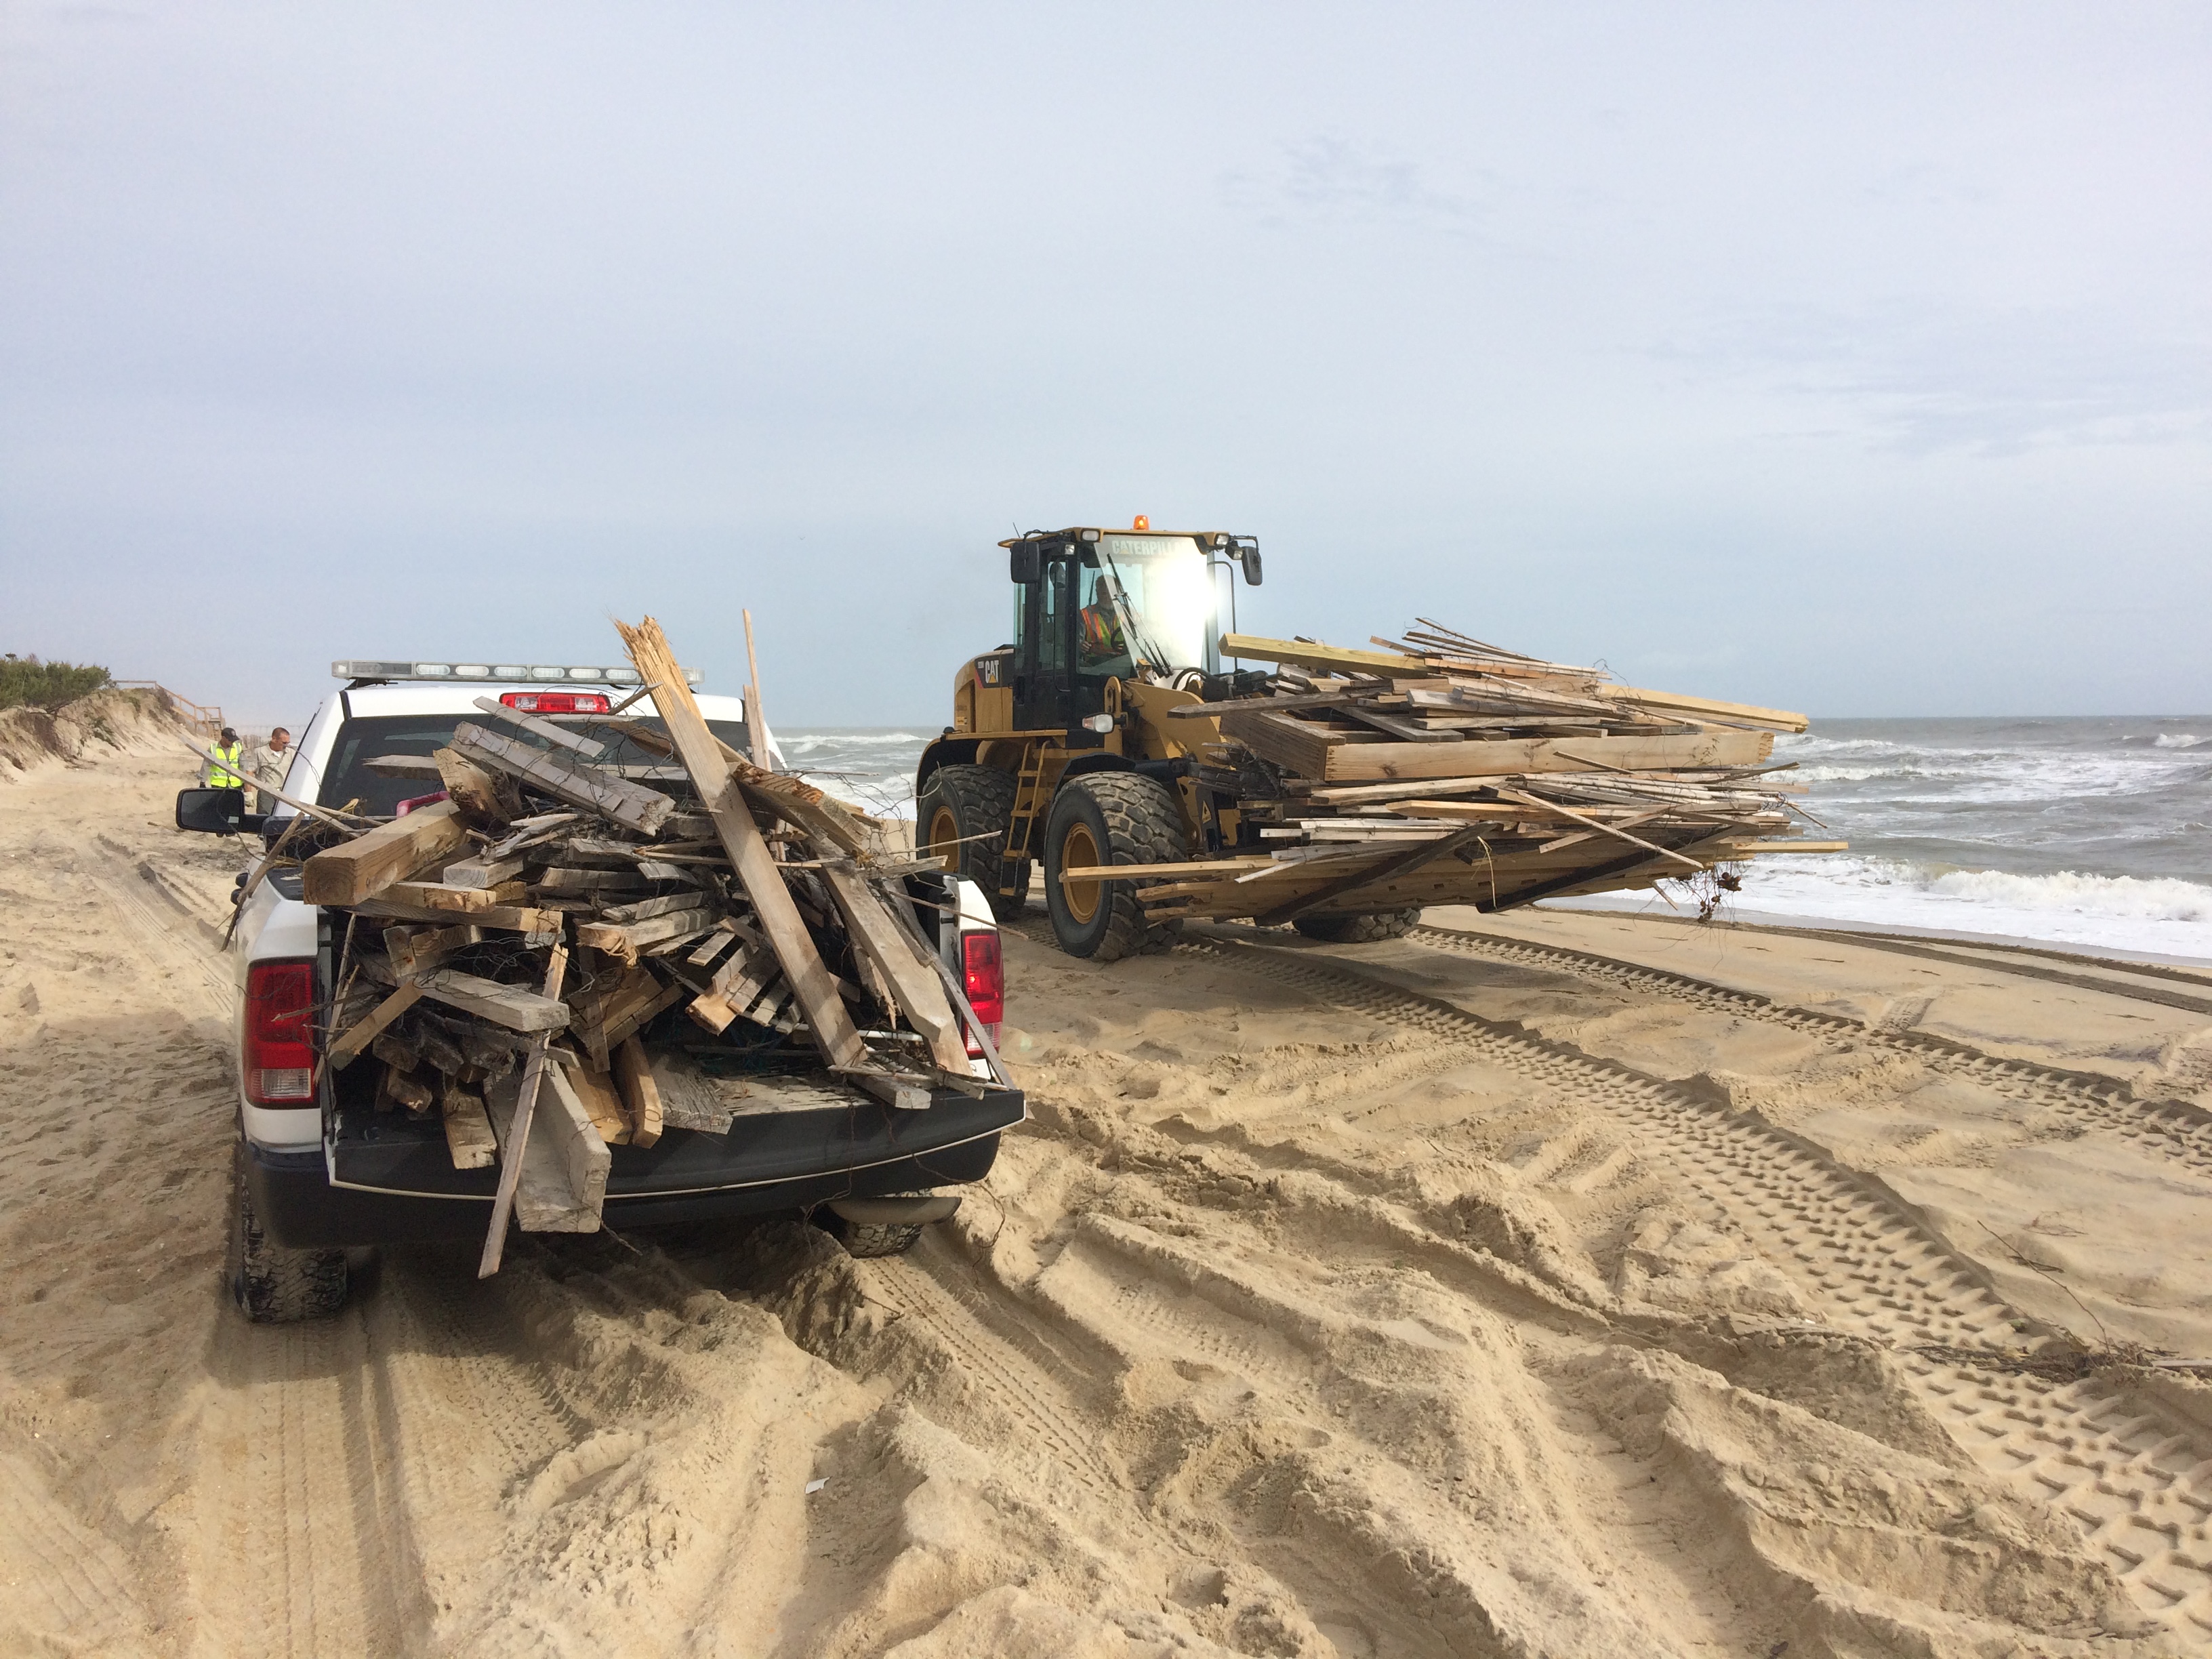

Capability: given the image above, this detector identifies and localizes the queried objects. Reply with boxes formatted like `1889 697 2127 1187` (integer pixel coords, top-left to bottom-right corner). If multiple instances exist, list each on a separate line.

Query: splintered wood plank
1216 710 1345 779
1317 730 1775 783
687 919 741 967
327 981 425 1069
302 800 470 905
556 1055 632 1144
1610 686 1809 733
480 945 571 1271
434 746 525 824
612 1035 661 1147
542 1066 612 1216
646 1050 737 1134
1252 825 1488 927
449 722 675 836
384 880 530 914
818 863 968 1070
363 754 446 778
1219 633 1436 677
573 906 718 966
441 855 525 890
535 866 651 895
378 1063 434 1113
596 891 714 925
383 922 482 980
616 615 863 1068
442 1078 497 1170
687 938 778 1034
415 968 571 1032
566 961 674 1067
470 695 607 756
352 896 566 937
485 1073 598 1231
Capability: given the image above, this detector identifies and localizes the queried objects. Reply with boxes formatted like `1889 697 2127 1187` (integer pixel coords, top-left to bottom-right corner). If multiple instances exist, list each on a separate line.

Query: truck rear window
320 714 750 817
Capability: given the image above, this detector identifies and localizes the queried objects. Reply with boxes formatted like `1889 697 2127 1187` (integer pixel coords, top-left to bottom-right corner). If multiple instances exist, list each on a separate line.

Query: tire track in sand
1408 923 2212 1178
1182 933 2212 1639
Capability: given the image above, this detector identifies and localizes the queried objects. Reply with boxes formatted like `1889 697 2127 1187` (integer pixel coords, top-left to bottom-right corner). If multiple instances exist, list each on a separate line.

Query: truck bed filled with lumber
281 617 1001 1272
1124 619 1841 926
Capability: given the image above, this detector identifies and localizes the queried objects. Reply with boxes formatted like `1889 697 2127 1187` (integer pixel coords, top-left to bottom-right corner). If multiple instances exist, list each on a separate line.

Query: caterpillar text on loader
916 519 1316 961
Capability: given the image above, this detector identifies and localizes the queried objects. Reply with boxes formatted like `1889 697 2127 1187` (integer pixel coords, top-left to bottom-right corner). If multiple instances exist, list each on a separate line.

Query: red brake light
245 961 317 1105
960 930 1003 1055
500 691 609 714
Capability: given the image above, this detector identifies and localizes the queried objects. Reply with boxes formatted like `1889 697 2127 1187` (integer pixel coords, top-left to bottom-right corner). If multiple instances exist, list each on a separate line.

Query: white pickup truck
176 661 1023 1322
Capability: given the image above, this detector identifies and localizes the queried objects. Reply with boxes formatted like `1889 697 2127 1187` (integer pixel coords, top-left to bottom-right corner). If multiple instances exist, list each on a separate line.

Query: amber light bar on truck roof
331 660 703 687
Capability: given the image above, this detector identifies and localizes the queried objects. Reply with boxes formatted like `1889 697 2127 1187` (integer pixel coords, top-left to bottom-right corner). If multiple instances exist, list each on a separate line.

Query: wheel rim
1059 821 1101 924
927 804 961 864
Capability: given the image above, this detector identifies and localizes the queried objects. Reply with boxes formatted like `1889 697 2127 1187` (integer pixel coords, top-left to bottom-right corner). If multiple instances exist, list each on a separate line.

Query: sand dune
3 748 2211 1656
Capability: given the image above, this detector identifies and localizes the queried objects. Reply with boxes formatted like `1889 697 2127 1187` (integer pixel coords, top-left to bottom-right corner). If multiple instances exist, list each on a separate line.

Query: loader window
1079 536 1218 680
1036 560 1071 678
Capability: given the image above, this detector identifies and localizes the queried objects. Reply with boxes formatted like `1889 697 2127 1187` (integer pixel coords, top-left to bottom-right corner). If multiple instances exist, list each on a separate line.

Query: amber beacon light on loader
916 520 1837 963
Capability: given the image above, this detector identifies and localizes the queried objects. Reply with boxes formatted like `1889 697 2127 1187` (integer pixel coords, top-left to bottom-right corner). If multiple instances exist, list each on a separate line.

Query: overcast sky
3 2 2207 726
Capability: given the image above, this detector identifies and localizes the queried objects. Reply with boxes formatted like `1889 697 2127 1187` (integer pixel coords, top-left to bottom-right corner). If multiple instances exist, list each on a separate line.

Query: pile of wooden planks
302 617 998 1272
1117 619 1843 926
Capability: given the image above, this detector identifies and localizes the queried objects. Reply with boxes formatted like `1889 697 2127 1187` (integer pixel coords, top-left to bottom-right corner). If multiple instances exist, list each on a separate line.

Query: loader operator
1078 595 1126 665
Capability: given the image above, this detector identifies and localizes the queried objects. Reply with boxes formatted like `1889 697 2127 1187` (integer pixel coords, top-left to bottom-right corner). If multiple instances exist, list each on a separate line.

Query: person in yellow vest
203 727 245 791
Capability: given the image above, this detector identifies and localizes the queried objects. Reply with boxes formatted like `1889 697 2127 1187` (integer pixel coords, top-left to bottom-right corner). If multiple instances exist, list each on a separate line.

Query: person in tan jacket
243 727 291 814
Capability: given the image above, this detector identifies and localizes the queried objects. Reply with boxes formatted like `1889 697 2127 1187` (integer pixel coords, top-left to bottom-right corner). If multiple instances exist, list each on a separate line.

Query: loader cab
1003 527 1258 735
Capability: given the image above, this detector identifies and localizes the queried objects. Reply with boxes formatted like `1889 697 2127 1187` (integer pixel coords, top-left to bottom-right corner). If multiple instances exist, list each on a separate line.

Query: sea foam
1572 853 2212 962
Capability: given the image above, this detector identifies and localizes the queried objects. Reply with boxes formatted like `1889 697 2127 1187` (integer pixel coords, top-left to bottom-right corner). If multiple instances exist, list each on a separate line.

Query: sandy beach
6 740 2212 1658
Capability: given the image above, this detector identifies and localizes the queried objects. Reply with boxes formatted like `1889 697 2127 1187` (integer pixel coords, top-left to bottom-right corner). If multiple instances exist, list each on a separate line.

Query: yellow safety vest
209 743 244 788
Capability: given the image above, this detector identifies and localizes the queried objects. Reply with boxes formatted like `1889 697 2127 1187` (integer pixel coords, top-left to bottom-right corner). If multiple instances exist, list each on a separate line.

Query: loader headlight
1082 714 1116 733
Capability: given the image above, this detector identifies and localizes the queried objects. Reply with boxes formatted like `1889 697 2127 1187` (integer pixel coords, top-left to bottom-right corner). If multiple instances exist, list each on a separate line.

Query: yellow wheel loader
917 522 1821 962
916 522 1374 960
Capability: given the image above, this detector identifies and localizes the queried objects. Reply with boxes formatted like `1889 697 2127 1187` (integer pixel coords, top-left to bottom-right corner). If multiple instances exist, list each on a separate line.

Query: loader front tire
920 763 1029 922
1043 774 1187 962
228 1146 348 1324
1290 908 1422 944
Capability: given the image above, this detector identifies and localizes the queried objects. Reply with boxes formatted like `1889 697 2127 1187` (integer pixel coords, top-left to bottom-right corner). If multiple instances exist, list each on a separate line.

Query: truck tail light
960 930 1003 1056
245 961 317 1105
499 691 610 714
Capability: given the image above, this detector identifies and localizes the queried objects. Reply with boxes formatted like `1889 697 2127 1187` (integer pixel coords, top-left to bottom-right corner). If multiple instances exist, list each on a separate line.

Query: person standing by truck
243 726 291 814
203 727 245 791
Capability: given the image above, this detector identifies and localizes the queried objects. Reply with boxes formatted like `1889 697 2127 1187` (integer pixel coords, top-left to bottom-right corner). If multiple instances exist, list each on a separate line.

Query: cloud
1664 300 2212 455
1222 134 1486 235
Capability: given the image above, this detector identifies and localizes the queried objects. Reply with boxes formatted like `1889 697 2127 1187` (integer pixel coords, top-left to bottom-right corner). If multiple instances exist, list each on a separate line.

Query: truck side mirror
1239 547 1263 586
1009 543 1041 584
177 787 247 834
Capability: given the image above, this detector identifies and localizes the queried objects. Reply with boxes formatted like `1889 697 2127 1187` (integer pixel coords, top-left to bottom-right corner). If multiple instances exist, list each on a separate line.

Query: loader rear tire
1043 774 1187 962
920 763 1029 922
1290 908 1422 944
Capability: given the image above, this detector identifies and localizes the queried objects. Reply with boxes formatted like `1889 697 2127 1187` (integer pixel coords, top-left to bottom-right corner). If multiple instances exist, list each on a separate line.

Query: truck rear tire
1290 908 1422 943
1043 773 1187 962
833 1219 927 1258
920 763 1029 922
229 1149 348 1324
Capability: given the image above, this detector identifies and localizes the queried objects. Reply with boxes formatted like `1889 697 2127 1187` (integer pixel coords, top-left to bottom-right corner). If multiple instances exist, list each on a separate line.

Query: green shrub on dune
0 655 113 712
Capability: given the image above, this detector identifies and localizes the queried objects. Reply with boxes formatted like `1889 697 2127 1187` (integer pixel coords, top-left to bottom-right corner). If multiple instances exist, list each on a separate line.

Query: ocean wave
1652 853 2212 958
1923 866 2212 923
2156 733 2209 750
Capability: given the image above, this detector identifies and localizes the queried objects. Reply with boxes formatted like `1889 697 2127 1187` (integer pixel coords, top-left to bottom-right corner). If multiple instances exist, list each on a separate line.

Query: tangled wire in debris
1662 863 1745 923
